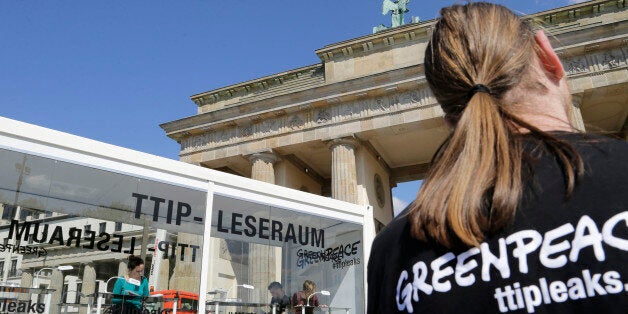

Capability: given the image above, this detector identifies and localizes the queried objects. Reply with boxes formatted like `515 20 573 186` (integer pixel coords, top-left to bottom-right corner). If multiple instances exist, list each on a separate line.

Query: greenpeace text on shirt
395 211 628 313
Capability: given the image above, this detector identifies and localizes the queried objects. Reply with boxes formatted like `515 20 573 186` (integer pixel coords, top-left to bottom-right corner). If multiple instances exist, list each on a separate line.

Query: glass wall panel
0 147 367 313
209 194 364 314
0 149 206 314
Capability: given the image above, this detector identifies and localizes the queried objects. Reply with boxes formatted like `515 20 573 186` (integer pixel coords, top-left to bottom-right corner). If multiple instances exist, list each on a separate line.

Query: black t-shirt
367 133 628 313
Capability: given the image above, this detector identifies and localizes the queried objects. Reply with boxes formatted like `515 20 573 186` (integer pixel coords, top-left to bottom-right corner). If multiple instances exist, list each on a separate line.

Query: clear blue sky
0 0 584 214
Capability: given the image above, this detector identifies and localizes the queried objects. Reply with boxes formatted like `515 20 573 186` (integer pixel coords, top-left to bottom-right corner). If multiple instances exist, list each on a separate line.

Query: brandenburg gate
162 0 627 229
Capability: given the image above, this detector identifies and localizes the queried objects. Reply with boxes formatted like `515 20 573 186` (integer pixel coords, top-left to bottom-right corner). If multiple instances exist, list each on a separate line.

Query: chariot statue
373 0 418 33
383 0 409 27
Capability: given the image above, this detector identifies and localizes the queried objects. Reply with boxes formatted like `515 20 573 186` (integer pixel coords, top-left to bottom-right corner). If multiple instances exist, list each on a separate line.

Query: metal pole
86 294 92 314
198 182 216 314
172 293 178 314
121 295 125 314
44 292 52 314
96 292 102 314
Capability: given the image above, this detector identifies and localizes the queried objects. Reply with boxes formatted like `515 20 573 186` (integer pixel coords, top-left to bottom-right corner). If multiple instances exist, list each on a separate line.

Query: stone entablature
314 0 626 82
164 8 627 159
178 83 440 159
163 0 626 143
162 65 422 139
532 0 625 29
183 1 625 119
315 22 430 84
185 0 625 117
191 64 324 112
162 0 627 172
314 0 625 59
561 40 627 78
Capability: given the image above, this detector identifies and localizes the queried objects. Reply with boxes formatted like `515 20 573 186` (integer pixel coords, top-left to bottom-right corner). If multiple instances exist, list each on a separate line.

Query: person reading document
112 255 149 314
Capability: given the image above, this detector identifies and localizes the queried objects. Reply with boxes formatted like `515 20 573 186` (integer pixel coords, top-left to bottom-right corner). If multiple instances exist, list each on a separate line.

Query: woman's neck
505 61 576 133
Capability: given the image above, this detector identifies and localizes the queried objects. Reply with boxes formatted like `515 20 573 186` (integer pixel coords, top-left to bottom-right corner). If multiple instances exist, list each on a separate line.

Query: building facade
162 0 628 231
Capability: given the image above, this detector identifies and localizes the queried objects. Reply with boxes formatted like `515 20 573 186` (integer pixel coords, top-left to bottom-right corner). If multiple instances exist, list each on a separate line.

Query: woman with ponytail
367 2 627 313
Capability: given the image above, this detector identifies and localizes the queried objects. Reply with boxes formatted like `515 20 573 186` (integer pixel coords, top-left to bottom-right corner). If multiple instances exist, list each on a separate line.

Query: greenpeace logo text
395 212 628 313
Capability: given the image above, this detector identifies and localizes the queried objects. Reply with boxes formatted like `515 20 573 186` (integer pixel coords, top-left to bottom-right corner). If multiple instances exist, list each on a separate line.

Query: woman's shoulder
370 212 412 252
554 132 628 185
522 132 628 188
541 131 628 157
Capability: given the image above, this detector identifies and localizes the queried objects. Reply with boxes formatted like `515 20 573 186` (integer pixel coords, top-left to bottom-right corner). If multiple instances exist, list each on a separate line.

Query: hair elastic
468 84 492 97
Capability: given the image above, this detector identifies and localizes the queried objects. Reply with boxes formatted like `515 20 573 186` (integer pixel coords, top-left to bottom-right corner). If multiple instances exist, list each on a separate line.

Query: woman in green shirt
112 255 149 313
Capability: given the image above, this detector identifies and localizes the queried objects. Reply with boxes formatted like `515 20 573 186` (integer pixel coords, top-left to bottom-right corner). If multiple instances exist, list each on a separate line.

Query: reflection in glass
0 149 207 313
208 195 364 314
0 147 366 313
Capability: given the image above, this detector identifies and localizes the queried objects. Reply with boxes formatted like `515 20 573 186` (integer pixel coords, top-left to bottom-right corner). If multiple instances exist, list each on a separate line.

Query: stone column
248 152 280 302
19 268 34 302
80 263 96 314
328 137 359 204
168 234 204 292
157 257 170 291
570 95 586 132
48 269 64 314
249 152 280 183
21 268 34 287
117 260 128 277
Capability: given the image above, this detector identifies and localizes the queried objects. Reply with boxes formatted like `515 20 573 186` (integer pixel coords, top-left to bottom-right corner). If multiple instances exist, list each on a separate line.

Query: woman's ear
534 30 565 80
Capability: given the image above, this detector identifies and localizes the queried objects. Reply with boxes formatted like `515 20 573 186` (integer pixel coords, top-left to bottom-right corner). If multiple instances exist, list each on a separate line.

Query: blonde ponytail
412 91 522 247
410 2 582 247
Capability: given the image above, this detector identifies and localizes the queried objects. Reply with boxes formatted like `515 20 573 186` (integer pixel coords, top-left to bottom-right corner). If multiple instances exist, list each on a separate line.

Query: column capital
569 93 586 132
248 150 279 184
327 136 360 150
20 267 35 274
247 151 280 164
